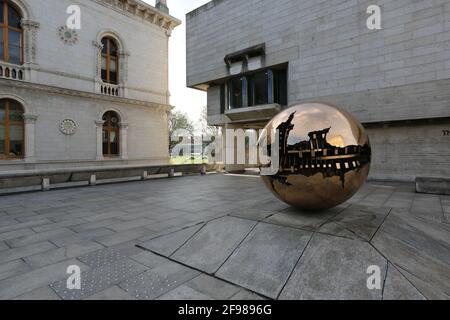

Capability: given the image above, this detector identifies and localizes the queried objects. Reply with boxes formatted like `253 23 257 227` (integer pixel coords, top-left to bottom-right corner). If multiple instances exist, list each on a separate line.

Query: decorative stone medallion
58 26 78 45
60 119 78 135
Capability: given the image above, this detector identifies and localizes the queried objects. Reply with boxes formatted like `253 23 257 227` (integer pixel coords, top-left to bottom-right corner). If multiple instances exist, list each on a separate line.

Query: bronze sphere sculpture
259 103 371 211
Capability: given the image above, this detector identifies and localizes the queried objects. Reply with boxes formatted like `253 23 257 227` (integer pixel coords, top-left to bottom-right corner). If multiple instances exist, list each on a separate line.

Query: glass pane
254 71 268 105
101 38 107 54
230 78 243 108
8 30 21 46
0 123 4 155
9 124 23 140
9 101 23 121
109 59 117 72
110 142 118 155
102 130 108 155
274 69 288 105
109 131 117 143
109 71 117 84
109 41 118 56
0 3 3 24
0 104 5 121
9 140 23 156
101 69 107 82
8 5 21 29
8 45 20 64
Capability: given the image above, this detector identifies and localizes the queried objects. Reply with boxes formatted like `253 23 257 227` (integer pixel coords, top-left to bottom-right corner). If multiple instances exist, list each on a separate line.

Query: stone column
95 120 104 160
23 114 38 163
119 51 130 97
224 123 247 172
20 20 40 82
92 41 104 94
120 123 129 160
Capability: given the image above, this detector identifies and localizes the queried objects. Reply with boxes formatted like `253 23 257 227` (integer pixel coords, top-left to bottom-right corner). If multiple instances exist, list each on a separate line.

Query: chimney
156 0 169 14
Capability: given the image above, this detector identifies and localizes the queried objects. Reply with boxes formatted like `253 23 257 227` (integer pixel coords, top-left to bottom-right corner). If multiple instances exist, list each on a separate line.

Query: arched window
0 1 23 65
102 111 120 156
0 98 24 158
101 37 119 84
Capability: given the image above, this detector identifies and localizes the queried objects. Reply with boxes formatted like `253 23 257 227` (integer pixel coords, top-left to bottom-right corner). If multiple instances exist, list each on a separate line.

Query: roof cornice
92 0 181 33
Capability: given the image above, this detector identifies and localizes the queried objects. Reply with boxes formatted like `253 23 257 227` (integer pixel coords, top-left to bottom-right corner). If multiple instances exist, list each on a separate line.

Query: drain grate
50 259 147 300
78 246 141 268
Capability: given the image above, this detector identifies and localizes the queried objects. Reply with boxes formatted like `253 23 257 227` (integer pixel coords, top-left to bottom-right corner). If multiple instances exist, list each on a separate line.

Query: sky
143 0 211 124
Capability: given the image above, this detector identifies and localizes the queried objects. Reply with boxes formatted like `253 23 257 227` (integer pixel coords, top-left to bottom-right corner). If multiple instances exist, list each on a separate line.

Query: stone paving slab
217 223 312 299
0 259 89 300
279 234 387 300
129 251 171 269
24 248 69 269
0 259 31 281
319 205 391 241
0 219 52 234
50 259 147 300
383 263 425 300
63 241 106 258
94 227 153 247
0 176 448 300
228 208 276 221
0 228 35 242
13 286 61 300
0 241 56 263
264 205 346 231
183 274 241 300
85 286 135 300
78 246 142 268
7 228 76 248
31 218 87 233
137 223 205 256
230 290 267 300
0 241 8 252
371 209 450 300
119 261 200 300
157 285 213 300
50 229 112 247
171 216 257 274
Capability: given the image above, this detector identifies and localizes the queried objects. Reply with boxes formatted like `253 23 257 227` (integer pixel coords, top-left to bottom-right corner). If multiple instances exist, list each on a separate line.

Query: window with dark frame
226 66 287 110
0 1 23 65
0 99 24 159
101 37 119 84
102 111 120 156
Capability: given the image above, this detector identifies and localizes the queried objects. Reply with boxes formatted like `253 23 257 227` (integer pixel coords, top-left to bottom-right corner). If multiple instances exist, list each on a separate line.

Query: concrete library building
186 0 450 181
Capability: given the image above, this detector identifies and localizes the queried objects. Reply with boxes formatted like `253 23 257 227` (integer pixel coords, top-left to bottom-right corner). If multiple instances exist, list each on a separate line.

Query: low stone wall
416 177 450 196
0 164 224 195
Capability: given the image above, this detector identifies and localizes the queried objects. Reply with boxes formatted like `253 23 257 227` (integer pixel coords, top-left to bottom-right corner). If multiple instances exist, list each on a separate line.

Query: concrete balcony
225 103 282 122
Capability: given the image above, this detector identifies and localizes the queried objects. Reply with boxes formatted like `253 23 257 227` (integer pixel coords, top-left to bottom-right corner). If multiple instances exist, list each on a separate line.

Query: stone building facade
186 0 450 181
0 0 180 172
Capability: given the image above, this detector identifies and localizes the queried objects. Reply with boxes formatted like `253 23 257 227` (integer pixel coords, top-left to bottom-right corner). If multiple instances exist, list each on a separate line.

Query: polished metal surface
259 103 371 211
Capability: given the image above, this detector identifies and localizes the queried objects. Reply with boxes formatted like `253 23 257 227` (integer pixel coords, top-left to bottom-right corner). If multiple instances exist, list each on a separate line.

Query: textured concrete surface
0 174 448 300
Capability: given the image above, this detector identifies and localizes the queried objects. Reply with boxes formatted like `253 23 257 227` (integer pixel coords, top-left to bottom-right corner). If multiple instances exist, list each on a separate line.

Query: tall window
101 37 119 84
0 1 23 65
227 66 287 109
102 111 120 156
0 99 24 159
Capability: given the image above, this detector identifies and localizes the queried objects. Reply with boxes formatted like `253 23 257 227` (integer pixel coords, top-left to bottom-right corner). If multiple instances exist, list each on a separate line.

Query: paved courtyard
0 174 448 300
